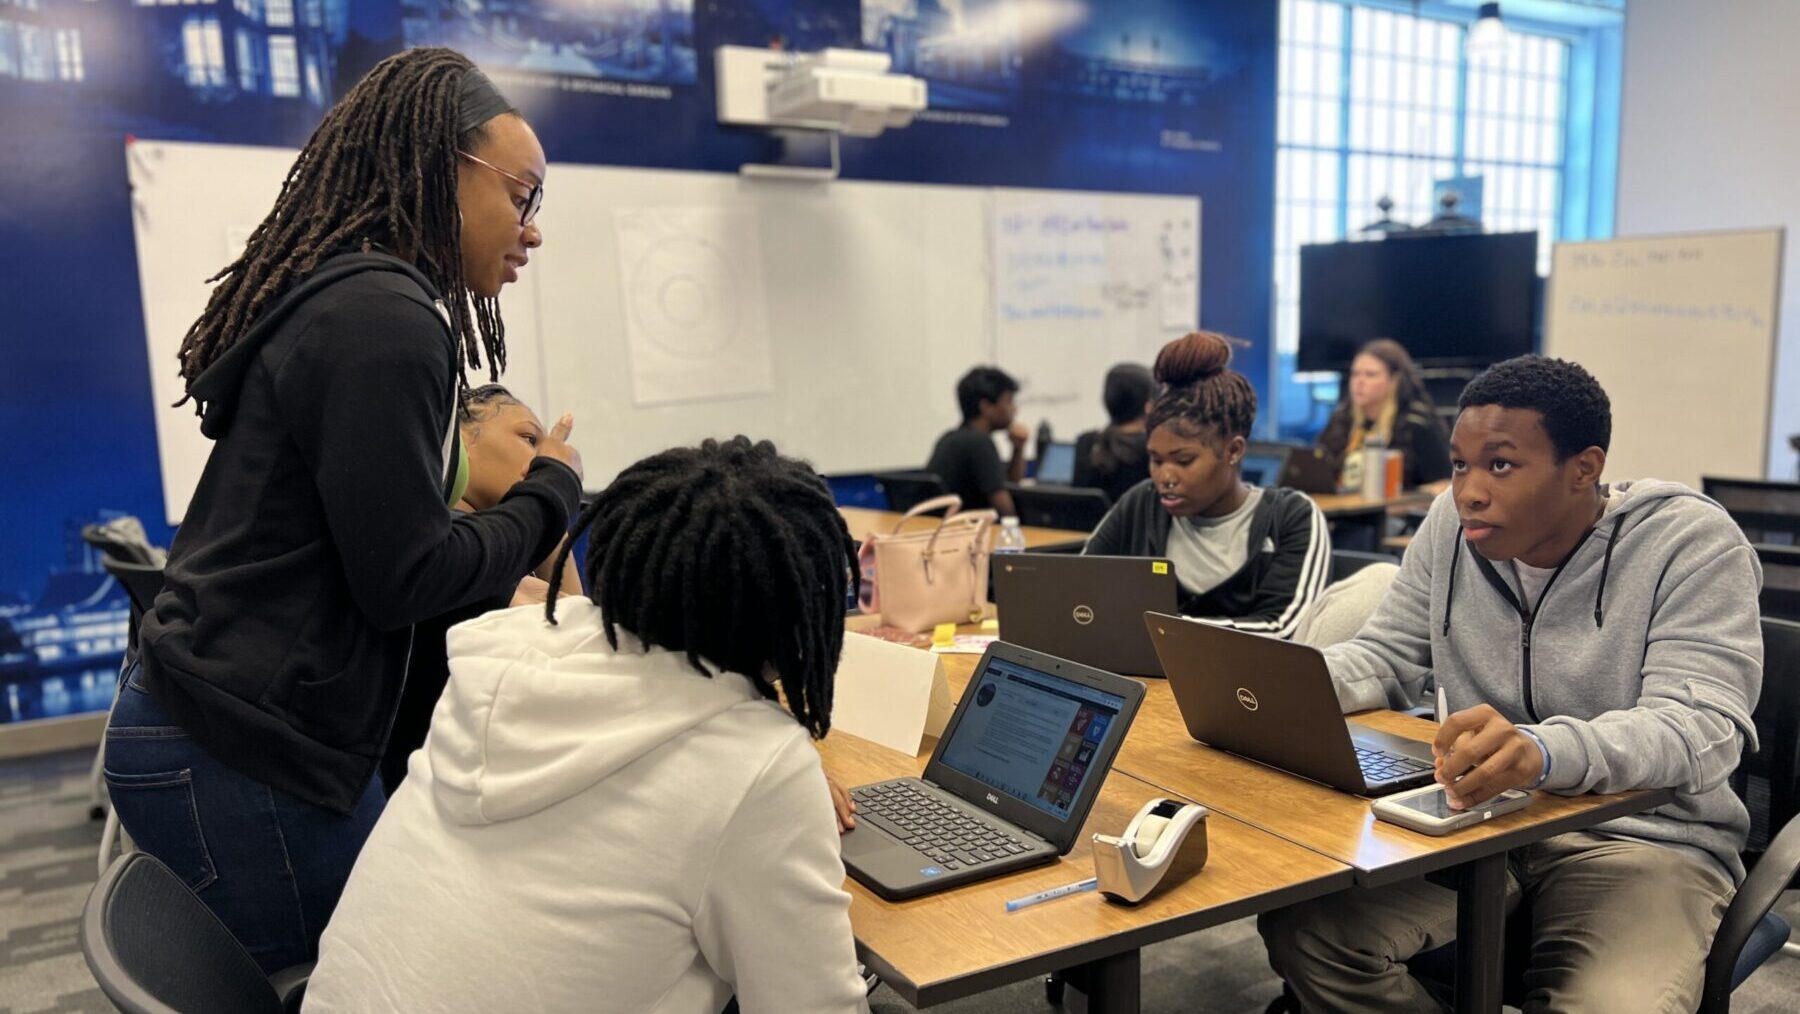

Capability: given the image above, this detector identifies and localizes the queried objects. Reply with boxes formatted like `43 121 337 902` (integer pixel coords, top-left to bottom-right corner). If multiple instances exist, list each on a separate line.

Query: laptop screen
1036 442 1077 485
936 655 1127 820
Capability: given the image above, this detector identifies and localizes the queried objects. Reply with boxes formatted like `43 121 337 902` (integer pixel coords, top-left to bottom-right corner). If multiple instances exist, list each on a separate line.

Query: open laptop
1035 441 1078 486
994 554 1177 678
841 642 1145 900
1143 614 1435 796
1277 445 1340 494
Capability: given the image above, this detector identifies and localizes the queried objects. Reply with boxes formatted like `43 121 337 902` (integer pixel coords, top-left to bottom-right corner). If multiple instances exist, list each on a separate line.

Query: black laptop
841 642 1145 900
994 554 1177 678
1143 614 1435 795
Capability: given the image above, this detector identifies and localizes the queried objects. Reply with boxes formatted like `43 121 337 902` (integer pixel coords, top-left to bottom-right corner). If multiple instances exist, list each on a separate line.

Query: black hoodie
138 252 580 814
1082 481 1332 639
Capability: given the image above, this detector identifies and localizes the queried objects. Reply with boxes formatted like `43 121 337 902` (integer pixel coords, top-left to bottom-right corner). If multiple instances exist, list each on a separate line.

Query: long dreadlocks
546 437 858 740
175 47 507 409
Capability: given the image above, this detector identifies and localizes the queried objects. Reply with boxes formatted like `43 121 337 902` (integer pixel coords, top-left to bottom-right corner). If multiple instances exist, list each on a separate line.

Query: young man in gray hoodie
1260 356 1762 1013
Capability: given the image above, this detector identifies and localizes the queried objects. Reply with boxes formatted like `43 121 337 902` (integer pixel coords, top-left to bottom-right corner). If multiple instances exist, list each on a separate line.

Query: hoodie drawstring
1442 525 1462 636
1594 525 1617 628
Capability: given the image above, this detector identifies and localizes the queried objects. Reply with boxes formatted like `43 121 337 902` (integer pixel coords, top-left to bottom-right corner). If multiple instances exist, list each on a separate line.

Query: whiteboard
1545 228 1784 490
127 141 1198 518
992 189 1200 420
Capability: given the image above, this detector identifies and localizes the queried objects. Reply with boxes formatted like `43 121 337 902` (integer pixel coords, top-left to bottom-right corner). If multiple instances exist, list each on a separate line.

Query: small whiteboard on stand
1544 228 1784 490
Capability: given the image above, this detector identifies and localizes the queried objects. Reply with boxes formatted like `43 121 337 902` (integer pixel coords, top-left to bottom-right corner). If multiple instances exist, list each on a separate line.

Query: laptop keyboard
851 782 1035 872
1355 746 1433 785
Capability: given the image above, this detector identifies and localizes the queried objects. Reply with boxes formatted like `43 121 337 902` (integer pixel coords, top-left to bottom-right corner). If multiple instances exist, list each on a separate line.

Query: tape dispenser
1092 797 1209 904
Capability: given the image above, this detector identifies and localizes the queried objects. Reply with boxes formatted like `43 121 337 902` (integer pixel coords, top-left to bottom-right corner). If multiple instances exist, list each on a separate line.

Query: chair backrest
80 853 284 1014
100 556 165 653
1330 549 1398 584
1008 485 1110 532
1704 476 1800 546
873 471 951 513
1702 811 1800 1012
101 557 165 618
1733 617 1800 862
1755 545 1800 623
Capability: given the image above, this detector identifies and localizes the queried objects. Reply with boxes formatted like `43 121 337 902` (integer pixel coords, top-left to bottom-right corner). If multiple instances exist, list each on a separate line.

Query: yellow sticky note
932 623 956 648
980 618 1000 633
1152 561 1170 575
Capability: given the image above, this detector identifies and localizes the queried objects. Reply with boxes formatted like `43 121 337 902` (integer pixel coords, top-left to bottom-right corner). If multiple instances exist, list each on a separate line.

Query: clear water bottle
996 516 1028 554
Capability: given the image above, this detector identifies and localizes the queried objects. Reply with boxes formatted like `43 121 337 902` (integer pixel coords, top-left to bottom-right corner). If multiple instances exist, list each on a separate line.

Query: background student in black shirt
1314 338 1451 491
1072 362 1154 504
925 366 1029 516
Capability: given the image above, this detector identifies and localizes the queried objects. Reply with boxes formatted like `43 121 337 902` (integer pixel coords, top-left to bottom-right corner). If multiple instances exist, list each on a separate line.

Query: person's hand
1007 422 1031 446
536 412 584 484
1432 704 1543 809
826 773 857 834
511 575 551 607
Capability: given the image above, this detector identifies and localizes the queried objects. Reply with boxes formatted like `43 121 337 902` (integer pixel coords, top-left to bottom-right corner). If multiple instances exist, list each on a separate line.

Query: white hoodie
305 600 871 1014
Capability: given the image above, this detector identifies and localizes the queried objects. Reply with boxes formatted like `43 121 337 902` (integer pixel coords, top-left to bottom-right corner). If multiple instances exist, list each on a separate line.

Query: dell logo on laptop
1072 605 1095 625
1236 687 1260 711
985 792 1001 805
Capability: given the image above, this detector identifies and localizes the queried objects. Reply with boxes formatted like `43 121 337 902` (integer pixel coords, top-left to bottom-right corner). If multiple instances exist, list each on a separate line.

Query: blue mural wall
0 0 1276 724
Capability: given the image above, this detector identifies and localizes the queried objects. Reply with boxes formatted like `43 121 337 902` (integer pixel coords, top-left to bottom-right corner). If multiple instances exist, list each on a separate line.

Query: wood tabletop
839 506 1089 551
923 647 1671 889
1308 491 1435 516
818 723 1353 1007
1113 680 1675 887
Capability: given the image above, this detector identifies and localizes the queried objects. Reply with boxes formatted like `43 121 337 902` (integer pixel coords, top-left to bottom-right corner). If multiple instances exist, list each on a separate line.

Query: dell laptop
1278 445 1341 494
841 642 1145 901
994 554 1177 678
1143 614 1435 796
1035 441 1078 486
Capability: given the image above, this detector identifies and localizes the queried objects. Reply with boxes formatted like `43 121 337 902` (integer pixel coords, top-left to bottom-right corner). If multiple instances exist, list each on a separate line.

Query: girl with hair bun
1084 331 1331 639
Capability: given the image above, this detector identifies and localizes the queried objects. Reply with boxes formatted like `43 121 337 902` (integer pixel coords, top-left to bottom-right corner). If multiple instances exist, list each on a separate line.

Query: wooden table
924 649 1673 1013
839 506 1090 553
821 722 1352 1011
1111 680 1675 1012
1306 491 1433 554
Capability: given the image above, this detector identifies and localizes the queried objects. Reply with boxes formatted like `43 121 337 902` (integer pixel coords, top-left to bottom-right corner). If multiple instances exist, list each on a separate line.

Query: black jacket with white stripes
1082 481 1331 639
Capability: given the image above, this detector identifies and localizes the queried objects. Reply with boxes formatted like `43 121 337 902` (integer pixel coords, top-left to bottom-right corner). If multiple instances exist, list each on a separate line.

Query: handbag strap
889 494 964 535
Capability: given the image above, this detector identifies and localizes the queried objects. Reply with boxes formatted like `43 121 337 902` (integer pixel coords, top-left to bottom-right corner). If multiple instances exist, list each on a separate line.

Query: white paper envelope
832 632 955 756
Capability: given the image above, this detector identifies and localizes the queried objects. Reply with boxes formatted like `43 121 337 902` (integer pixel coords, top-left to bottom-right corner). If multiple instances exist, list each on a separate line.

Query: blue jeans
104 658 386 973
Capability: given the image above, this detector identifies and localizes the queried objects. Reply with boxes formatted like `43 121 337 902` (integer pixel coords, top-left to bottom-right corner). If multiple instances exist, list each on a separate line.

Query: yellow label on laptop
1152 562 1169 575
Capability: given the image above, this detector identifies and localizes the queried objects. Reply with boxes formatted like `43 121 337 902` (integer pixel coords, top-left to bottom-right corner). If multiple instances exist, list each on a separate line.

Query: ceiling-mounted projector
716 46 928 139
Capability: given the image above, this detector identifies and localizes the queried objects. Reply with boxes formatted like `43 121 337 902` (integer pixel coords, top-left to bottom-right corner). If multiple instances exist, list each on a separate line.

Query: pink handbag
857 495 999 633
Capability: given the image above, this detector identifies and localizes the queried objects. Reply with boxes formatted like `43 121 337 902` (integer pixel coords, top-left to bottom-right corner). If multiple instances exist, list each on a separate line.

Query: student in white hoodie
306 437 871 1014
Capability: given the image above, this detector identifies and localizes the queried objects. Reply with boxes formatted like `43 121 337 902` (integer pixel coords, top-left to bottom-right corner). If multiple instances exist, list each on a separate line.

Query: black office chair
81 852 312 1014
1329 549 1398 584
100 556 165 650
1008 484 1110 533
1756 545 1800 623
872 471 950 513
1705 477 1800 546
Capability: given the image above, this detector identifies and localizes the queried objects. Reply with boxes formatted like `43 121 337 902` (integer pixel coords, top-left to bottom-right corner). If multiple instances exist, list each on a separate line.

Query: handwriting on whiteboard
1563 296 1768 331
1564 245 1704 271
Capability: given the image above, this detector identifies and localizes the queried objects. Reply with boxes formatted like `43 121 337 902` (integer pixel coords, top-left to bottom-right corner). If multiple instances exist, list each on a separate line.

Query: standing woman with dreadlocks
105 48 581 971
307 437 872 1014
1084 331 1332 639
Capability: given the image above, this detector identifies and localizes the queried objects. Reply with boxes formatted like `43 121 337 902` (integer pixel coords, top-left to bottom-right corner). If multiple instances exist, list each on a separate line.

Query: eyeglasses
457 149 543 227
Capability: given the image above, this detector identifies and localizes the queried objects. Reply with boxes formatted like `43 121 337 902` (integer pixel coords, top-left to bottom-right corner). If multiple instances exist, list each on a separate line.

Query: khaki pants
1258 832 1733 1014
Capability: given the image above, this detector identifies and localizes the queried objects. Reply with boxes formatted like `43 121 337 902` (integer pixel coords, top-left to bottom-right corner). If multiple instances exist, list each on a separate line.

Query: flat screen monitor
1297 231 1539 372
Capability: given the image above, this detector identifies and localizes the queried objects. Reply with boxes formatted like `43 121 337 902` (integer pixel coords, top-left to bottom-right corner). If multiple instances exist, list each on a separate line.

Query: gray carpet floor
4 747 1797 1013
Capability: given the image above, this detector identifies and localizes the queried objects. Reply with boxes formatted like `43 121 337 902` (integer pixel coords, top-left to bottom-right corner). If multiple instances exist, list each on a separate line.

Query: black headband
457 68 516 136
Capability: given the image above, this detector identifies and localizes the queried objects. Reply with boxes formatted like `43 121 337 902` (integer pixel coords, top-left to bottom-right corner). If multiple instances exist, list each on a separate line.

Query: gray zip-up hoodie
1327 479 1763 884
